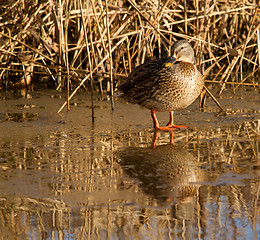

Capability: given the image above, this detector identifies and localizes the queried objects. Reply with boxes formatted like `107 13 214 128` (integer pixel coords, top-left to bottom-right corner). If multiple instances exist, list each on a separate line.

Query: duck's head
165 40 195 67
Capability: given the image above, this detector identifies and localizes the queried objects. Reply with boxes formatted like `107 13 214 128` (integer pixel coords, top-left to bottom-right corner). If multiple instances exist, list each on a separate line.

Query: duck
117 39 204 131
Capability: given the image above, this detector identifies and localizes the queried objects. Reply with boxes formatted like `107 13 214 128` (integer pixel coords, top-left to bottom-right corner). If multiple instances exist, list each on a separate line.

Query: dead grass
0 0 259 108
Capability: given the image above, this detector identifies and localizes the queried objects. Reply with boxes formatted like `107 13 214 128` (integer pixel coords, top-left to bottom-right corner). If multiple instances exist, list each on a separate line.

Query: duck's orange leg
166 111 188 129
151 110 188 131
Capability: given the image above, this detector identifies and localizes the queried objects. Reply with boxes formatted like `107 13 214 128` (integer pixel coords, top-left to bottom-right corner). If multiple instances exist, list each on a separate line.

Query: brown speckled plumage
118 40 204 130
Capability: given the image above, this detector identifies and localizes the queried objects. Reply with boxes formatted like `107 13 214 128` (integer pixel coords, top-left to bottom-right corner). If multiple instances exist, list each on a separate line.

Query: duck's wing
118 57 168 101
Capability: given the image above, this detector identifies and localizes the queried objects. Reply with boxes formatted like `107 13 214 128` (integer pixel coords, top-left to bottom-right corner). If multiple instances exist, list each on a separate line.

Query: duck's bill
164 56 178 67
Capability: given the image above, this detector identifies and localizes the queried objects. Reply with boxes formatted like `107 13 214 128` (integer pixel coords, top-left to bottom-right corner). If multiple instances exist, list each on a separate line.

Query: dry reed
0 0 259 112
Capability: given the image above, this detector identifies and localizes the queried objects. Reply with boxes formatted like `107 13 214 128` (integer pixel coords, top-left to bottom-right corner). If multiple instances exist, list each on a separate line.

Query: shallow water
0 88 259 240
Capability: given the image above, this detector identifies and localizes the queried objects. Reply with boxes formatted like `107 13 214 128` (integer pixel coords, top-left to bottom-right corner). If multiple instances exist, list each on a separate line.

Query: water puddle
0 88 259 239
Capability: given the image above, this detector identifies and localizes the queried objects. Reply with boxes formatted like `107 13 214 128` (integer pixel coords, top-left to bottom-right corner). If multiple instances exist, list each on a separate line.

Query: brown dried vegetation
0 0 259 96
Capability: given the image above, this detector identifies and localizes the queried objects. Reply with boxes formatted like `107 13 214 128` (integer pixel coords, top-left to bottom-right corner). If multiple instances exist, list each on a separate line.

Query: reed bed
0 0 259 104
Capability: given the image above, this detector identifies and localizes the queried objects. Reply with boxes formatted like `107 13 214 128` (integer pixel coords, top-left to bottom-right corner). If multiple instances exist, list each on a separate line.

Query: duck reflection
117 144 207 220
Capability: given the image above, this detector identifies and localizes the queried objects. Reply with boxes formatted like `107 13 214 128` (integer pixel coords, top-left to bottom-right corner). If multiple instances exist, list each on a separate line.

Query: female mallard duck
117 40 204 131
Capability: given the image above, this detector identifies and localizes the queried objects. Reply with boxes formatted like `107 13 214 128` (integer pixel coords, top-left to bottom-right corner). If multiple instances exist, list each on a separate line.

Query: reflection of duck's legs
169 131 175 145
152 130 175 149
152 130 159 149
151 110 188 131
